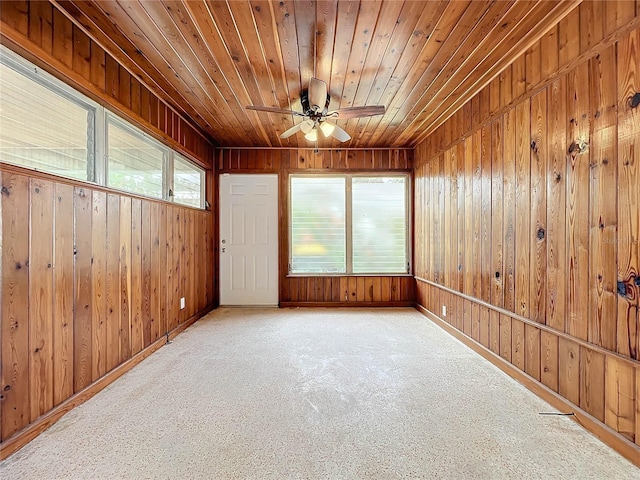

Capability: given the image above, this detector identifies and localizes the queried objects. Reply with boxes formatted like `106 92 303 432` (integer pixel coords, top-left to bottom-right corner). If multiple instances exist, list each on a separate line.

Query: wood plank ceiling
56 0 579 148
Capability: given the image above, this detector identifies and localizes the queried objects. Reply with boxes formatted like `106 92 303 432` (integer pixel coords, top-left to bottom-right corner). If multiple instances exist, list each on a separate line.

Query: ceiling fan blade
308 77 328 111
330 105 385 119
329 123 351 142
246 105 305 116
280 123 303 139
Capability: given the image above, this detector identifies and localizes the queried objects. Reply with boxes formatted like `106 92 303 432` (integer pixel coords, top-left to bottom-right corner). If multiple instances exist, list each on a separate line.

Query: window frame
288 172 411 276
0 45 207 209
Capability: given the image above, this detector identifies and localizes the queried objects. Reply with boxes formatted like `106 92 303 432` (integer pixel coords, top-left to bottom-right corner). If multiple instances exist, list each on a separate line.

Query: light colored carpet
1 307 637 479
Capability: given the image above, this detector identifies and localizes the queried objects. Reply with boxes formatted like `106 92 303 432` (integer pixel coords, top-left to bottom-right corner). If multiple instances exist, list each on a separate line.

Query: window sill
286 273 414 278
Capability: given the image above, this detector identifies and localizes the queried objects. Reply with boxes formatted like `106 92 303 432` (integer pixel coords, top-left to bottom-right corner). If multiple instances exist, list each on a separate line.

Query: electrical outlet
442 305 447 317
180 297 186 310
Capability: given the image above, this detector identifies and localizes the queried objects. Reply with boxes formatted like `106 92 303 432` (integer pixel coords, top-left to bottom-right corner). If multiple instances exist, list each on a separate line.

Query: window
291 176 346 273
107 115 166 199
0 49 96 181
173 153 205 208
0 45 206 208
290 174 409 275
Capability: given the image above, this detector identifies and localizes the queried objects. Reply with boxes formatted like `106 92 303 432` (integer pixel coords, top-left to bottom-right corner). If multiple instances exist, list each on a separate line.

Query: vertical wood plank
515 100 531 318
605 0 637 37
479 306 489 348
547 78 567 332
130 199 143 355
480 126 492 303
559 15 580 67
52 9 73 68
530 90 547 324
90 41 105 92
71 25 91 82
491 119 504 308
150 203 161 342
503 110 516 313
29 179 54 421
141 201 152 348
512 319 525 371
119 196 132 363
558 337 580 406
348 277 357 302
53 183 74 406
540 330 559 392
589 46 618 351
73 187 92 392
194 210 202 312
605 356 636 442
511 55 526 100
159 204 168 335
472 134 482 299
1 173 31 440
489 309 501 357
364 277 374 302
180 207 187 323
524 324 541 381
105 193 120 373
525 41 541 92
541 26 559 80
580 347 606 422
91 191 107 381
456 144 465 294
189 210 196 314
617 29 640 359
444 149 453 289
566 62 590 341
331 277 341 302
637 367 640 446
166 206 176 330
499 313 512 362
471 303 480 342
356 277 365 302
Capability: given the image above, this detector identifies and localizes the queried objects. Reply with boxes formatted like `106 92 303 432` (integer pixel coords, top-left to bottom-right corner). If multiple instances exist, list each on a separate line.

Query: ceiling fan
246 77 385 143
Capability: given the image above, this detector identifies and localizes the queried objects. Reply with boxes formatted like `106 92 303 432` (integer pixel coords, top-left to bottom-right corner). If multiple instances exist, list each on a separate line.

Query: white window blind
0 61 92 181
174 152 204 208
290 176 346 273
0 45 206 209
290 174 409 275
352 177 407 273
107 117 165 199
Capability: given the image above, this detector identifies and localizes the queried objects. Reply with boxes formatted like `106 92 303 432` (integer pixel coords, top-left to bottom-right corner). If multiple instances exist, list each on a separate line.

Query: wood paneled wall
218 148 415 305
414 5 640 455
0 166 214 446
0 0 214 166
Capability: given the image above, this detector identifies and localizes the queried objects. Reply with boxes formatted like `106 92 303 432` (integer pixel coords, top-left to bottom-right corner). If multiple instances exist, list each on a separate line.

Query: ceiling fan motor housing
301 88 331 117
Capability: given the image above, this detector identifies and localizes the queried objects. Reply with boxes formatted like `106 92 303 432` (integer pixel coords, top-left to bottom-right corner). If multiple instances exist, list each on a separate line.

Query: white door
219 174 279 305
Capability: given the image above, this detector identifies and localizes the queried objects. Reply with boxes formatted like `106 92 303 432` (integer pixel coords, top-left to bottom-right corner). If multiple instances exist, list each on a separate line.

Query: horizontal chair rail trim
415 276 640 369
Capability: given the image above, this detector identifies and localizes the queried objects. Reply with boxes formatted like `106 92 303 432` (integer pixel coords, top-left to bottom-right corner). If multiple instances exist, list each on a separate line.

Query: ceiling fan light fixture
304 128 318 142
300 119 314 134
319 121 335 137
